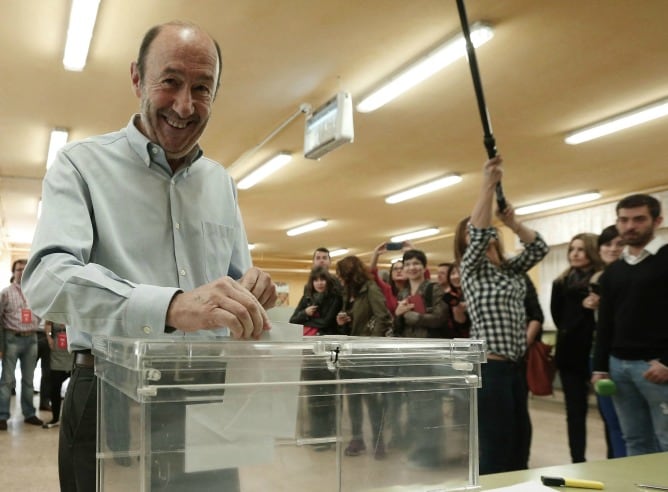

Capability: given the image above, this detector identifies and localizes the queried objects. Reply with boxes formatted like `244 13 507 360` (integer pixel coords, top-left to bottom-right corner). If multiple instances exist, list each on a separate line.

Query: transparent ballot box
93 335 486 492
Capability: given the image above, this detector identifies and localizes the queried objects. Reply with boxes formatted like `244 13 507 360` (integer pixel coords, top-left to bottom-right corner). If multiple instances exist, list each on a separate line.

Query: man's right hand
590 372 609 385
166 277 270 340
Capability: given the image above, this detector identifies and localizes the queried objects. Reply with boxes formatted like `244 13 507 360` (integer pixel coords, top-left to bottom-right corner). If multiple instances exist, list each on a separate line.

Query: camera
386 241 403 251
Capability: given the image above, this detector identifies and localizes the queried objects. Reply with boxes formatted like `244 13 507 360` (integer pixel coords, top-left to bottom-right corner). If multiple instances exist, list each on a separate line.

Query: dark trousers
59 366 97 492
37 331 51 406
347 392 385 445
48 369 71 423
559 367 590 463
59 364 241 491
478 359 532 474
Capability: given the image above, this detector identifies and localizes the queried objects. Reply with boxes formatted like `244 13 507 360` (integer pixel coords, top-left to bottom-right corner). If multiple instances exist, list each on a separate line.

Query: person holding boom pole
453 156 549 474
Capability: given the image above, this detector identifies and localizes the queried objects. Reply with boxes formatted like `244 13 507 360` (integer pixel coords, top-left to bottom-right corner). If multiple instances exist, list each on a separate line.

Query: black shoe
344 439 366 456
0 420 7 431
24 416 43 426
42 420 59 429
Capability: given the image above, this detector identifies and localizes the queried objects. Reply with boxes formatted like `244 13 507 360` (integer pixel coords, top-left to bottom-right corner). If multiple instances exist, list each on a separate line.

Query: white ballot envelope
185 321 303 472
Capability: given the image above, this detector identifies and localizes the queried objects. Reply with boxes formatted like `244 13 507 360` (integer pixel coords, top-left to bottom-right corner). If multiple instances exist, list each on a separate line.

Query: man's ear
655 215 664 228
130 61 141 98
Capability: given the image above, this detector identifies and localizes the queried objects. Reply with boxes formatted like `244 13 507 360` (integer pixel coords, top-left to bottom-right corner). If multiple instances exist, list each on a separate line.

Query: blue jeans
478 359 531 474
596 393 626 458
609 355 668 455
0 332 38 420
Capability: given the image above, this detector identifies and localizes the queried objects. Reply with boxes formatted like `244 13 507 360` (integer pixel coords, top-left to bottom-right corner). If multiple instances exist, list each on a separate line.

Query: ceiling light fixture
286 219 327 237
248 243 256 251
357 22 494 113
63 0 102 71
565 98 668 145
391 227 440 243
46 128 69 169
237 152 292 190
515 192 602 216
329 248 349 257
385 174 462 204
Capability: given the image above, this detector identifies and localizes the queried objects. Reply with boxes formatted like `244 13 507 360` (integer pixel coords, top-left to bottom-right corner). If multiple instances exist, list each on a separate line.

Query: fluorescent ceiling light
515 192 601 216
385 174 462 204
565 98 668 145
357 23 493 113
329 248 349 257
391 227 439 242
46 128 69 169
237 152 292 190
63 0 101 71
248 243 256 251
286 220 327 237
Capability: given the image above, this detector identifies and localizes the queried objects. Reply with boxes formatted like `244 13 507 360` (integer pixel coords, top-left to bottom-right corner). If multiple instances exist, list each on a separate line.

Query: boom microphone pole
455 0 507 212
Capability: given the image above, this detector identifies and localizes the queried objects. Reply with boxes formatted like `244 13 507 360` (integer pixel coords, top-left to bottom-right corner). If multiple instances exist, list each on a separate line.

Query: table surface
480 452 667 491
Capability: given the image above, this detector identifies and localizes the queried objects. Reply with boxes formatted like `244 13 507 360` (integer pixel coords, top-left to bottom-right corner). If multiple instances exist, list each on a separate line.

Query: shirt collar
621 235 667 262
126 115 203 173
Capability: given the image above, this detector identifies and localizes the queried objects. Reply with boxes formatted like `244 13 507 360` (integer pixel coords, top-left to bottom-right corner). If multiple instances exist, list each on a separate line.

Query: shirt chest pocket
202 221 235 282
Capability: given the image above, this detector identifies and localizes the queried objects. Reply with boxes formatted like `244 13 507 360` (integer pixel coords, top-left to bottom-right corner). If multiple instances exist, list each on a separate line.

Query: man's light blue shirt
23 116 252 350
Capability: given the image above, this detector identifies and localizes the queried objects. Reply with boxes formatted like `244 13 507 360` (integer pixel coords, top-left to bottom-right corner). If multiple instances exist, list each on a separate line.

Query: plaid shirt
461 225 549 361
0 283 41 333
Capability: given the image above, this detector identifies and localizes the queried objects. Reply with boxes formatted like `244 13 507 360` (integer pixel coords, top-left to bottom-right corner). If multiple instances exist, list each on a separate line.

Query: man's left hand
238 267 278 309
644 359 668 384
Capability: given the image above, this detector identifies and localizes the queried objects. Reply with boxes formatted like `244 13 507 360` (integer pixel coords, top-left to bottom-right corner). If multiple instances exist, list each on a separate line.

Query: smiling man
23 21 276 491
592 193 668 457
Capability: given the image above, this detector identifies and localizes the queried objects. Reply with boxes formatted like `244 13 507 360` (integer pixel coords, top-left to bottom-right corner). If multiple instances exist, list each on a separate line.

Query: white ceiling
2 0 668 270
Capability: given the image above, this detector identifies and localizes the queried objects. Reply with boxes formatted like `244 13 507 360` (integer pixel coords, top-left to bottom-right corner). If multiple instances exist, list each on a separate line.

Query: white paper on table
185 321 303 472
483 480 556 491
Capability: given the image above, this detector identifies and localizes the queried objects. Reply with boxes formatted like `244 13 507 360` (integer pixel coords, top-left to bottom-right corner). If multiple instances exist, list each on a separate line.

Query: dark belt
74 350 95 368
5 330 35 337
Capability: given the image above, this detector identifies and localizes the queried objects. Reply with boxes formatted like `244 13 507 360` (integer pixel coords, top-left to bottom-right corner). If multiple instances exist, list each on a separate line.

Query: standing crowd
289 158 667 474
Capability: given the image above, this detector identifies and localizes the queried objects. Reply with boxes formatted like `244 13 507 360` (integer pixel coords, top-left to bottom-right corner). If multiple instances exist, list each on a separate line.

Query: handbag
526 340 556 396
303 326 319 336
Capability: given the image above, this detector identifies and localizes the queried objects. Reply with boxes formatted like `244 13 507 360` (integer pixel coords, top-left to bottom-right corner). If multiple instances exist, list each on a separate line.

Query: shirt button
143 326 152 334
175 223 180 230
151 147 158 155
180 269 187 276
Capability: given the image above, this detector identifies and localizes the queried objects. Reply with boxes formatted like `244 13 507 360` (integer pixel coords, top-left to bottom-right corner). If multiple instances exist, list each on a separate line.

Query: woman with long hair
290 267 342 336
289 267 342 449
444 263 471 338
453 156 549 474
582 225 626 458
335 255 392 459
551 233 604 463
369 241 408 314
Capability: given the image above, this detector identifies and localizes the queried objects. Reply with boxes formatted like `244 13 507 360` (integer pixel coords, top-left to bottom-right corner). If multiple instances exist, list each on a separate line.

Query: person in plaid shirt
454 156 549 474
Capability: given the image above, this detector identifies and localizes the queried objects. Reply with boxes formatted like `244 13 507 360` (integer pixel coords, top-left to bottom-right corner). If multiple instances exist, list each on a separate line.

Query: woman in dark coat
551 232 604 463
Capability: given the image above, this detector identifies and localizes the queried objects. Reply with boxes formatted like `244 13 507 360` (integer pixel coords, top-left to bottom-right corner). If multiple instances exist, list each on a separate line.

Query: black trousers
559 367 590 463
48 369 71 422
59 365 97 492
478 359 532 474
37 331 51 406
59 365 241 492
